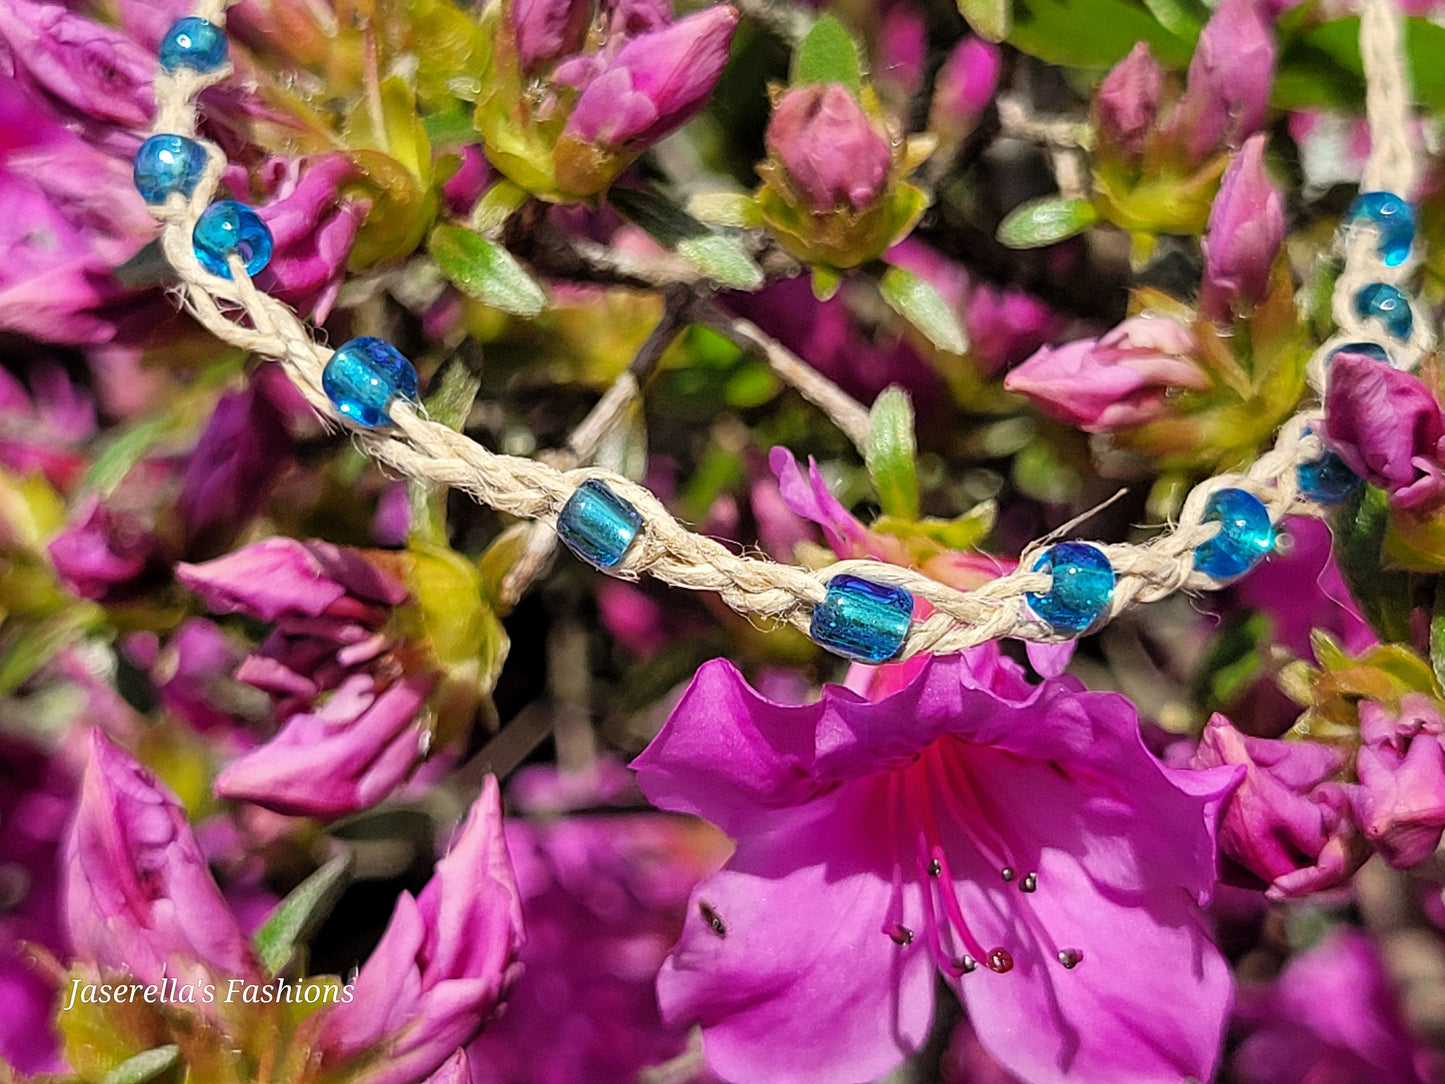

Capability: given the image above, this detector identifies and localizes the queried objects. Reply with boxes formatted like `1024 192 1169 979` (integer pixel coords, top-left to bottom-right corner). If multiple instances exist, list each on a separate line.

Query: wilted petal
214 671 434 819
1324 353 1445 511
64 731 259 990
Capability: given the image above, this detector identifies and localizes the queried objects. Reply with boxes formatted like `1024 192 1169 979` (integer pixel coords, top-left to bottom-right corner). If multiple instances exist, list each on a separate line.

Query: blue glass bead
1346 191 1414 267
1355 282 1414 340
1193 488 1274 581
1025 542 1115 634
322 336 420 428
556 479 644 570
810 574 914 663
1297 450 1359 504
159 17 227 72
192 201 272 278
133 134 208 203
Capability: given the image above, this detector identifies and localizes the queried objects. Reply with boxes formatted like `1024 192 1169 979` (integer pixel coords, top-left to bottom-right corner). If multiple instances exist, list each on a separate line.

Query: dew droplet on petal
699 901 727 938
1057 948 1084 969
886 923 915 946
986 948 1014 973
1000 867 1015 883
927 858 942 877
1020 872 1038 892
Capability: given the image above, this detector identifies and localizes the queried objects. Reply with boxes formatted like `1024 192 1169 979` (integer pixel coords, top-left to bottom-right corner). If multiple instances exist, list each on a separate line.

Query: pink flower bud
1003 316 1208 433
1095 42 1162 159
1200 134 1284 319
64 731 260 989
1190 714 1366 899
1324 352 1445 511
765 83 892 213
319 777 524 1084
563 5 737 150
508 0 591 72
1173 0 1273 162
931 37 1000 141
48 496 167 604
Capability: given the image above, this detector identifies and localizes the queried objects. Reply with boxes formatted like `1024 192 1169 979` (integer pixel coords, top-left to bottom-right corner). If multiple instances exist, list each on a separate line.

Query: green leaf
610 186 764 288
1332 485 1416 644
99 1046 181 1084
997 196 1100 249
878 266 968 355
864 387 919 519
429 224 546 316
1139 0 1205 43
253 853 353 975
958 0 1011 42
688 191 765 228
411 350 482 547
1274 17 1445 112
811 265 842 301
1432 579 1445 692
791 14 864 92
1008 0 1193 69
422 105 479 144
469 179 531 238
677 235 764 290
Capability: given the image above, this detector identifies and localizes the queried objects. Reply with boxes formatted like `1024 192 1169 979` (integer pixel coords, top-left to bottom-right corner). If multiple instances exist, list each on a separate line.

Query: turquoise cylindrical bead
133 134 208 203
556 479 644 570
810 574 914 663
1025 542 1115 634
322 337 419 428
192 201 272 278
1346 191 1414 267
1193 488 1274 581
1355 282 1413 340
159 17 227 72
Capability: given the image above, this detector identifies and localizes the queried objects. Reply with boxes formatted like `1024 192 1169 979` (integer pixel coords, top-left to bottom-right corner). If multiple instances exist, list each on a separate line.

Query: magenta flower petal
1173 0 1273 161
1325 353 1445 511
64 731 259 990
1200 133 1283 319
635 654 1238 1084
767 446 871 558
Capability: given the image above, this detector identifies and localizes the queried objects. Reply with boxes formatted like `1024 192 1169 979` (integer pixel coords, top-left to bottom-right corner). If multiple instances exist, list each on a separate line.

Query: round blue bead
1025 542 1115 634
133 134 208 203
1355 282 1414 340
1297 428 1360 505
159 17 227 72
192 201 272 279
1193 488 1274 581
322 336 420 427
1346 191 1414 267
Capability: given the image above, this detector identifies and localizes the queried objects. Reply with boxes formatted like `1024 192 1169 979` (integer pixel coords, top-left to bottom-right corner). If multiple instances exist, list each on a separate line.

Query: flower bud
928 37 1001 147
766 83 892 213
562 5 737 151
508 0 591 72
1003 316 1208 433
319 777 523 1084
64 731 260 990
1172 0 1273 162
1324 352 1445 511
1095 43 1161 159
1199 135 1283 319
48 496 167 604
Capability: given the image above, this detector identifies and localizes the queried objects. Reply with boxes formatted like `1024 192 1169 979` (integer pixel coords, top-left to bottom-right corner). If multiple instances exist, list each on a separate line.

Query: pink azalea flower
1168 0 1273 163
63 730 262 992
1199 133 1284 320
766 83 892 213
632 650 1240 1084
1348 696 1445 869
1233 929 1440 1084
1095 43 1162 160
319 777 524 1084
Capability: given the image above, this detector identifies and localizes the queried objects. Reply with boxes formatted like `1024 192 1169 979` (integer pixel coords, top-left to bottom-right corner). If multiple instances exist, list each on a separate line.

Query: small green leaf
411 351 482 547
430 224 546 315
997 196 1100 249
865 386 919 519
422 105 479 144
100 1046 181 1084
253 853 353 975
1139 0 1205 43
1008 0 1193 69
791 14 863 92
1332 484 1415 644
1431 580 1445 691
958 0 1010 42
677 235 764 290
878 266 968 355
688 191 765 228
811 266 842 301
469 179 531 237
